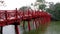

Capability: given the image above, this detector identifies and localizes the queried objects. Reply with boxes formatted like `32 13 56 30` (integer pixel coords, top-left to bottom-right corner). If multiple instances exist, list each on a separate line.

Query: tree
39 4 46 10
46 3 60 20
19 6 31 11
46 2 54 14
36 0 46 10
54 3 60 20
37 0 45 3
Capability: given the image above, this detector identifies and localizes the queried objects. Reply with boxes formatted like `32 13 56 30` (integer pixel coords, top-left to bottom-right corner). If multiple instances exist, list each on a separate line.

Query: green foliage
46 3 60 20
39 4 46 10
20 6 31 11
37 0 46 10
53 3 60 20
37 0 45 3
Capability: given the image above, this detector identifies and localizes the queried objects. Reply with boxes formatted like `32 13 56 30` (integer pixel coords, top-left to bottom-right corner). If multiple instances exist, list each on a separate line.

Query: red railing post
15 8 19 34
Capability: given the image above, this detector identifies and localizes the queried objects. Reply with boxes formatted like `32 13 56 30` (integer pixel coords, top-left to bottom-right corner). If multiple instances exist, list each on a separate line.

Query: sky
0 0 60 10
0 0 36 10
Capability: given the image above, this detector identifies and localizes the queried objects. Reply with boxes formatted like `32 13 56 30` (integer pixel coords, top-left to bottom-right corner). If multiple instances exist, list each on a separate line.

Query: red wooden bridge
0 8 51 34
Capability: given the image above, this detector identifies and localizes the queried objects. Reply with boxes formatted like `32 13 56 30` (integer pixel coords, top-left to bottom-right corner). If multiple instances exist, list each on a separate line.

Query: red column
28 21 31 31
0 26 3 34
23 21 25 30
33 19 38 29
15 25 19 34
5 11 7 25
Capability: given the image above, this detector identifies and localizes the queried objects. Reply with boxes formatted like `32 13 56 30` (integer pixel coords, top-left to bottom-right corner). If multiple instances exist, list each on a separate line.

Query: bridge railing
0 8 51 34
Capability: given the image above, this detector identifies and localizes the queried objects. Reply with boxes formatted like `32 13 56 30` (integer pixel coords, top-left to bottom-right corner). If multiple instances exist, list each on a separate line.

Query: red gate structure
0 8 51 34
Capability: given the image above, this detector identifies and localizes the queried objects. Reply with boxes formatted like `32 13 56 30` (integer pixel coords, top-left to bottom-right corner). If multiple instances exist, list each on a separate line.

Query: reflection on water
1 21 60 34
45 21 60 34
